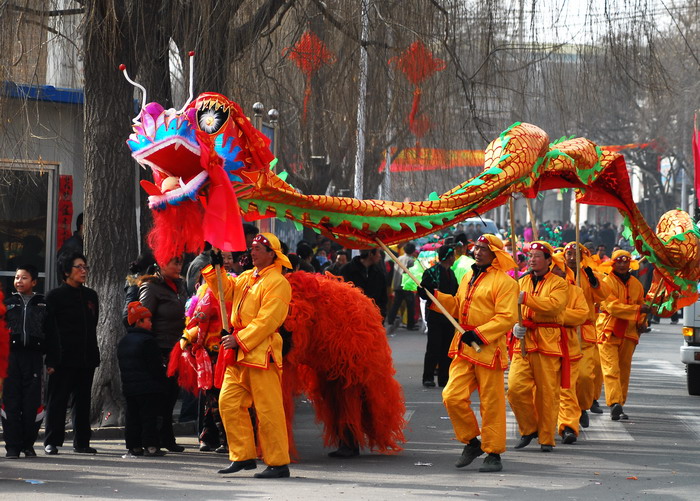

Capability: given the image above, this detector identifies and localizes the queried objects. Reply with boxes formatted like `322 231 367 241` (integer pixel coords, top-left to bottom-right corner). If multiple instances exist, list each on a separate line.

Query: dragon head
126 91 273 210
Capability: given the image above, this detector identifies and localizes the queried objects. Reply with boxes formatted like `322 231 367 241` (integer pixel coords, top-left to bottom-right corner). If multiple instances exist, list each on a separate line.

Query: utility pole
353 0 370 199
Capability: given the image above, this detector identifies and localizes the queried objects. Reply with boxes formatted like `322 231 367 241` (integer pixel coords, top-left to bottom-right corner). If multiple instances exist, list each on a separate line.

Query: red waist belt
214 329 239 388
521 319 571 389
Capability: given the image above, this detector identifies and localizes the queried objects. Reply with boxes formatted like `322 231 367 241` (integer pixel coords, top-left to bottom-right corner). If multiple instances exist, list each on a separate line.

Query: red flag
693 115 700 200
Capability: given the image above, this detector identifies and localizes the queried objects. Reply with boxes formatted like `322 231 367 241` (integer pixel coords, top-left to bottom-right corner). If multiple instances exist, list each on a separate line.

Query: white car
681 296 700 395
458 218 503 239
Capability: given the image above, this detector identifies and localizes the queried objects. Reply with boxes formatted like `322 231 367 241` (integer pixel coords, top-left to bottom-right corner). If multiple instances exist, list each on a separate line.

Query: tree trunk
83 0 138 426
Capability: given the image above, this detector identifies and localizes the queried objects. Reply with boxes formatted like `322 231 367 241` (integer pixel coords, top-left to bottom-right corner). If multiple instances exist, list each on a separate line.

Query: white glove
513 324 527 339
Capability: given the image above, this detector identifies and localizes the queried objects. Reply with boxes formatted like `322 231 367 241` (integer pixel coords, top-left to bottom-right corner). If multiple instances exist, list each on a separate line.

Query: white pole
353 0 370 199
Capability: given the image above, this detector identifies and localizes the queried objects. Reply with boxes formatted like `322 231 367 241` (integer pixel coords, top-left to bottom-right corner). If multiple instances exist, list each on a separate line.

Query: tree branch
230 0 293 53
310 0 390 49
8 3 84 16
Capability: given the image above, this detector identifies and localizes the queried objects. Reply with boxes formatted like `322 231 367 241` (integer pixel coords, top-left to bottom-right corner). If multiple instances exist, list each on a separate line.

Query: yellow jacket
435 266 518 370
597 272 645 344
573 268 609 343
516 271 569 356
558 282 589 361
202 263 291 369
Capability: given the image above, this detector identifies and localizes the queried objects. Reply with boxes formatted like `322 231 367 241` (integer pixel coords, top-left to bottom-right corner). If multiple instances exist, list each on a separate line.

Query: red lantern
390 40 446 141
285 31 336 122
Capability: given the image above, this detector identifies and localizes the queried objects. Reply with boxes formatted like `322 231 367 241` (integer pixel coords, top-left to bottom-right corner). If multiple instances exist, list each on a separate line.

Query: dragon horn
176 51 196 114
119 63 147 122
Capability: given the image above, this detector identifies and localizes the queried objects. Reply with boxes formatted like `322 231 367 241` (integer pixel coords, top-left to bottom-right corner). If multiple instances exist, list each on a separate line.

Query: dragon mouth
133 136 202 182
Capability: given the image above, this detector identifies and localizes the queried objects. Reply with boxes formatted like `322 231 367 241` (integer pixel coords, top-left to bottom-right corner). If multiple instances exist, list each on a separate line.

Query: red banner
57 175 73 249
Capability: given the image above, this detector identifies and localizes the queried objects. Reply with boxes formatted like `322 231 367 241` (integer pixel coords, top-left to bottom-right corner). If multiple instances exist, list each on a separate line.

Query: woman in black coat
138 257 187 452
43 251 100 455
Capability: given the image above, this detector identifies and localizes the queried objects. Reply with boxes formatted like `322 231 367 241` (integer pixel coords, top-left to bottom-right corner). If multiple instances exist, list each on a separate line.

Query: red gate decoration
389 40 446 143
284 30 336 123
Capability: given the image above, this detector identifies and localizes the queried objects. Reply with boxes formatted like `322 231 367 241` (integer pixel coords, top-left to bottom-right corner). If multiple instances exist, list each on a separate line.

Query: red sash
612 318 628 338
213 330 239 389
521 319 571 389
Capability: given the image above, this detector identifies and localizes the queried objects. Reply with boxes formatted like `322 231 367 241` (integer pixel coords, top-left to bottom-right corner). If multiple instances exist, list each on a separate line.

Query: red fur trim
283 272 406 454
147 201 204 265
0 290 10 379
166 342 199 395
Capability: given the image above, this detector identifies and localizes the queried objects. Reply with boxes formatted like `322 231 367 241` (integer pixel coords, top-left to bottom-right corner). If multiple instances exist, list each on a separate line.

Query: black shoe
74 446 97 454
44 445 58 455
218 459 257 474
610 403 623 421
478 453 503 472
407 325 419 331
514 432 537 449
164 443 185 453
145 447 166 457
579 410 589 428
328 445 360 458
254 465 290 479
199 442 212 452
541 444 553 452
590 400 603 414
422 380 436 388
215 445 228 454
455 440 483 468
128 448 144 456
620 411 629 420
561 427 577 444
5 450 20 459
23 447 37 458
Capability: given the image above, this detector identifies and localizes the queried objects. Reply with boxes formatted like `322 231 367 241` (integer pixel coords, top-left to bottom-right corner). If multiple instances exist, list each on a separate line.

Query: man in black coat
340 249 388 318
43 251 100 455
419 245 458 388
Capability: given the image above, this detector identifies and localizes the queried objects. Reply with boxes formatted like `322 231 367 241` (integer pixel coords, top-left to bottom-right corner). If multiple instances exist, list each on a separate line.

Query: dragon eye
196 103 229 134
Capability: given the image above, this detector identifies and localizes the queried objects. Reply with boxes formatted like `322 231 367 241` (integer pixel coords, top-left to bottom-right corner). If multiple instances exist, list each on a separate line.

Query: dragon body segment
126 93 699 315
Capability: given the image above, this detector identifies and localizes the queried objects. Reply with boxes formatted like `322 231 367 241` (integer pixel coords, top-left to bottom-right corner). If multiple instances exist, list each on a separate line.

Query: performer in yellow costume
203 233 293 478
551 252 588 445
563 242 608 426
508 240 569 451
597 250 649 421
436 234 518 473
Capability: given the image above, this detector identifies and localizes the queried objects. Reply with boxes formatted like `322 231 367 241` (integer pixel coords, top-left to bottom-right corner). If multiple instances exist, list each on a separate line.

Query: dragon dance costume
202 233 292 468
437 235 518 459
597 250 646 412
509 241 569 448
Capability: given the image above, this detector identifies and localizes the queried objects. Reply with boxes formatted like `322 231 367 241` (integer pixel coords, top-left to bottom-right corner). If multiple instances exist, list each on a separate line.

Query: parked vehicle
681 293 700 395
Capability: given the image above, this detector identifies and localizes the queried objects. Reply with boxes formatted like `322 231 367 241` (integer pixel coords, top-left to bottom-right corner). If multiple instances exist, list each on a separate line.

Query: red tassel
302 76 312 123
147 201 204 265
166 342 199 395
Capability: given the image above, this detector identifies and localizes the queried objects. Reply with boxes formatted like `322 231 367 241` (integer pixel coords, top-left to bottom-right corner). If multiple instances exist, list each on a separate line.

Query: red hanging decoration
389 40 446 143
284 30 336 122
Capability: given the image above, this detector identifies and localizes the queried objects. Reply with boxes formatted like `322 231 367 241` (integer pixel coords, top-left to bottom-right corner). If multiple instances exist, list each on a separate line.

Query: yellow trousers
507 352 561 446
442 357 506 454
593 344 603 401
219 363 290 466
557 358 580 436
576 340 597 411
599 336 636 406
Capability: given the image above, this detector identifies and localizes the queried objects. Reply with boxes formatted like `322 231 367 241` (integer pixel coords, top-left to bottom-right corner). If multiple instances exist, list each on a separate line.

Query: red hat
127 301 151 325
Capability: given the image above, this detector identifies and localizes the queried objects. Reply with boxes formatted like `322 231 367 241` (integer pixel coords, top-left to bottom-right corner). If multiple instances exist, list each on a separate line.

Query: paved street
1 319 698 500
